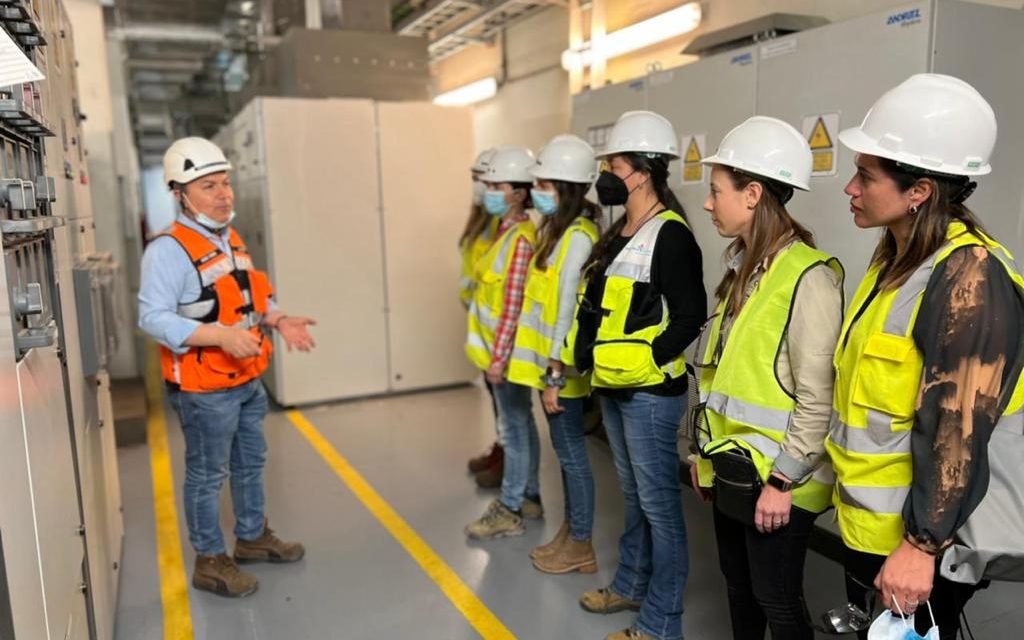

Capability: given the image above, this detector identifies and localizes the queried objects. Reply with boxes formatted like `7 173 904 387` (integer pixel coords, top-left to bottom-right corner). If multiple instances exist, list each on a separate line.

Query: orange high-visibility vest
159 223 274 392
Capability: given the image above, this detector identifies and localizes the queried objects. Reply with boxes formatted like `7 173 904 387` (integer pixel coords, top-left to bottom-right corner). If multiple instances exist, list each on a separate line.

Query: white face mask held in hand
867 598 938 640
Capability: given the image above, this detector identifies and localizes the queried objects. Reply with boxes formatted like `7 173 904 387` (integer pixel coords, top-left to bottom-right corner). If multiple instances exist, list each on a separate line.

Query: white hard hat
531 134 598 184
701 116 812 191
483 144 536 183
838 74 996 176
163 137 232 187
472 148 497 173
597 110 679 159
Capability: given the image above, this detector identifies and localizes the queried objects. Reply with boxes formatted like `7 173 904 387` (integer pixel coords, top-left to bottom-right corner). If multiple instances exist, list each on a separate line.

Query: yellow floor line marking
286 410 516 640
145 345 194 640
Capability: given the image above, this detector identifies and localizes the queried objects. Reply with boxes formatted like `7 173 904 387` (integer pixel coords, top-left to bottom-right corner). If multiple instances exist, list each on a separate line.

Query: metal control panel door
646 48 759 304
755 2 932 299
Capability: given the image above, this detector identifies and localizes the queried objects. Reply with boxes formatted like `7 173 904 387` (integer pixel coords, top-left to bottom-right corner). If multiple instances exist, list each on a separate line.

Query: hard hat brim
838 127 992 177
700 154 810 191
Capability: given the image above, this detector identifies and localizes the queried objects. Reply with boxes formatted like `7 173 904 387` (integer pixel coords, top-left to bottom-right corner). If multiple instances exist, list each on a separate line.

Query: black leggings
844 548 987 640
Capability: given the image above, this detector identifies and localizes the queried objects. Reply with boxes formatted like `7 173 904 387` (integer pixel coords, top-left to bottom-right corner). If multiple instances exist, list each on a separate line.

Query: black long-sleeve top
573 216 707 396
905 245 1024 553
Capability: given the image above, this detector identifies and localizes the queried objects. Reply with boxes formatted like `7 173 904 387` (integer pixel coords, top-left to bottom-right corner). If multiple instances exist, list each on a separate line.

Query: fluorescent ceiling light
433 77 498 107
562 2 702 71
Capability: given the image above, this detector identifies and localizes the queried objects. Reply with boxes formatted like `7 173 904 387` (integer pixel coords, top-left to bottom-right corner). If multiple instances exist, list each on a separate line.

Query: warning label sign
802 113 839 177
681 134 706 185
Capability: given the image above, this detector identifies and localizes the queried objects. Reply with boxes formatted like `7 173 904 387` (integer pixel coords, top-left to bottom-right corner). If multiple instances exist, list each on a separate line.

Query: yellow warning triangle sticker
808 117 833 150
684 137 701 163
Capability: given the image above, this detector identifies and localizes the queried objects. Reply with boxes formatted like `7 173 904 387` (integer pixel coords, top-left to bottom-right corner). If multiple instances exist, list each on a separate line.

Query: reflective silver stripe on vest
179 299 216 320
604 217 667 283
472 300 502 327
997 411 1024 435
828 411 911 455
837 482 908 515
705 391 792 433
199 256 235 288
883 249 941 335
988 242 1022 275
727 432 783 462
466 331 491 353
511 344 548 370
234 255 254 271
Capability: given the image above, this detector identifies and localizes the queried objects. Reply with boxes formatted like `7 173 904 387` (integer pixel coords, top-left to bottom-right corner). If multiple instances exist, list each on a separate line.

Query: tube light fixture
433 77 498 107
562 2 702 71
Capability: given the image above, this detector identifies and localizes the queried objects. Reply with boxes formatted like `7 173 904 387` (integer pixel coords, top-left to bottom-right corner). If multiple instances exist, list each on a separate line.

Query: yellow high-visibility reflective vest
696 242 842 513
465 218 537 370
508 218 599 397
459 217 500 306
827 221 1024 556
591 211 690 389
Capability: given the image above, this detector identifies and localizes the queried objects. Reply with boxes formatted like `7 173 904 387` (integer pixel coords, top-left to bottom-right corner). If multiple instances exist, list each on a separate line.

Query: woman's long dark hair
584 153 686 276
715 168 815 316
534 181 602 270
872 158 986 290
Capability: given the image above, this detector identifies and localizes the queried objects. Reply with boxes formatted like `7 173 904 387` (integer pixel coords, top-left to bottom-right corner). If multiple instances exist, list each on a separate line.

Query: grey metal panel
15 346 88 640
570 77 650 142
932 0 1024 258
647 49 760 311
755 2 932 300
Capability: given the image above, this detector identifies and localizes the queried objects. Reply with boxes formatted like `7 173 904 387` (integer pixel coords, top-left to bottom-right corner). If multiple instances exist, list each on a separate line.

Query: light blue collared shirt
138 215 275 354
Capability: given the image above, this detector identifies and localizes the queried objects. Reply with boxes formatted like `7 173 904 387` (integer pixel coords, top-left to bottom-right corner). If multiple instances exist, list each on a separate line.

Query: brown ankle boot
468 443 503 474
530 521 569 561
193 554 258 598
234 520 305 564
533 536 597 574
474 454 503 489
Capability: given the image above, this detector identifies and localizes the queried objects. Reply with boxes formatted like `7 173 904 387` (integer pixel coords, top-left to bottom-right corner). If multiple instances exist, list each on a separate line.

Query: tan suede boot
530 521 569 561
532 536 597 574
579 587 642 614
192 554 258 598
234 520 305 564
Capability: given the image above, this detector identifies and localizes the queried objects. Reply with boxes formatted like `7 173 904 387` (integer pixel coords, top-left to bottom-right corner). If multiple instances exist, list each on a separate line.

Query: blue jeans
602 393 689 640
544 395 595 541
169 379 269 556
493 381 539 511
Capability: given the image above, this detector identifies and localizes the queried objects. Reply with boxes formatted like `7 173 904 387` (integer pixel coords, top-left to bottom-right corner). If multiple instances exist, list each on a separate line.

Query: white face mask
472 181 486 206
183 194 236 230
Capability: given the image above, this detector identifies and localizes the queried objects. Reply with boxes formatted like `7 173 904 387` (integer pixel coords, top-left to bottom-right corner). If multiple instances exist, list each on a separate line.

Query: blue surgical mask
484 190 509 216
531 189 558 216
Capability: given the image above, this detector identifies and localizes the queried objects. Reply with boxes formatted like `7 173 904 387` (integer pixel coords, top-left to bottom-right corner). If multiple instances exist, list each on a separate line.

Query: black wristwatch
767 474 794 492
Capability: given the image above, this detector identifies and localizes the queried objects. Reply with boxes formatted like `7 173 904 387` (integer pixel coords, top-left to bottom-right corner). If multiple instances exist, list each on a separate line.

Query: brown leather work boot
606 629 655 640
580 587 642 614
192 554 258 598
234 520 305 564
533 536 597 574
530 521 569 560
474 454 504 489
468 443 503 474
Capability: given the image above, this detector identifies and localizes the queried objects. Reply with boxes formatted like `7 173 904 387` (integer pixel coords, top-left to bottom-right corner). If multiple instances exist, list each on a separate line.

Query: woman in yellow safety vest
573 111 707 640
464 144 542 540
828 74 1024 640
690 116 844 640
461 148 506 488
504 134 601 574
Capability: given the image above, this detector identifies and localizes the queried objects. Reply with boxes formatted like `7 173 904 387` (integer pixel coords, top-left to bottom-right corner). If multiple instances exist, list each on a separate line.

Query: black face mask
596 170 633 206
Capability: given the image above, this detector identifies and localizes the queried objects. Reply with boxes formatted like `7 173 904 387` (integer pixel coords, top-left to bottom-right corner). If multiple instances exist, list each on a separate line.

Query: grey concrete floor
113 384 1024 639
